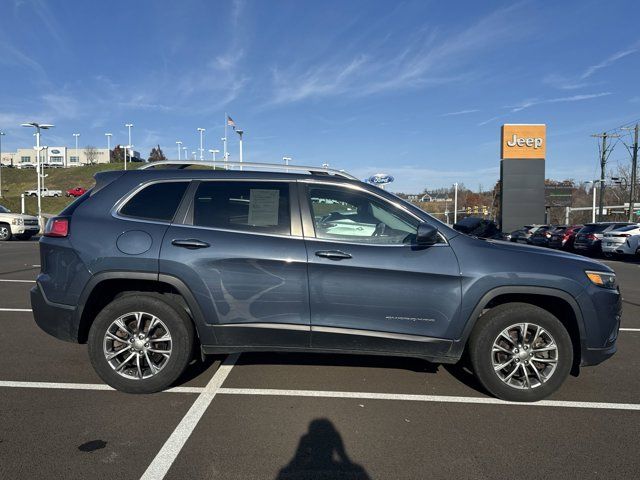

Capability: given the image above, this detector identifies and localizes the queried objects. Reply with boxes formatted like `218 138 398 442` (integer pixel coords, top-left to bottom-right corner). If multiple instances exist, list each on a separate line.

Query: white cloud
441 109 480 117
507 92 612 113
580 48 637 80
268 4 526 104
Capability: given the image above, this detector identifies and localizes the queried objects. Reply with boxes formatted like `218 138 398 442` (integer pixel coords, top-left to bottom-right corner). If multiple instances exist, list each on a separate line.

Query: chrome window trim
300 178 449 246
311 325 446 343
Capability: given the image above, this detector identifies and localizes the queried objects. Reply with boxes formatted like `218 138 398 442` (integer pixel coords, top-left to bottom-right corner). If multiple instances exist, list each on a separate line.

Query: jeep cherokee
31 161 621 402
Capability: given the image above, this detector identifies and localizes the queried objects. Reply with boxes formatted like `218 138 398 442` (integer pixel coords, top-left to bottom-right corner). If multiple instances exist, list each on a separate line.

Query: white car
0 205 40 241
601 224 640 256
614 233 640 256
23 187 62 197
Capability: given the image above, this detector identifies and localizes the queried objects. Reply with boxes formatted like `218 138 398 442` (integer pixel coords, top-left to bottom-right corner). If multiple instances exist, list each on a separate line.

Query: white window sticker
248 189 280 226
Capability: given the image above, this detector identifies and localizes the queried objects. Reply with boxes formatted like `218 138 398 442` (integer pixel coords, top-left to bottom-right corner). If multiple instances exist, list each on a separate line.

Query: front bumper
30 283 80 343
11 226 39 235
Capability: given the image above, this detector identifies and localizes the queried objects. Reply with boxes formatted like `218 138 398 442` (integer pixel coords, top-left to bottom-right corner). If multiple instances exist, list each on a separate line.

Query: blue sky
0 0 639 192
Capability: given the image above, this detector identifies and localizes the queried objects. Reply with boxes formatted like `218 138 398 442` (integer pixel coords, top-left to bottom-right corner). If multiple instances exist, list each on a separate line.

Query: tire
0 223 12 241
469 302 573 402
88 293 195 394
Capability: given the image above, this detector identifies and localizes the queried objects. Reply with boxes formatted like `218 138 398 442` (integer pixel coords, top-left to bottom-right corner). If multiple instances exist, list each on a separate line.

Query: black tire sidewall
469 303 573 402
88 294 194 394
0 224 12 241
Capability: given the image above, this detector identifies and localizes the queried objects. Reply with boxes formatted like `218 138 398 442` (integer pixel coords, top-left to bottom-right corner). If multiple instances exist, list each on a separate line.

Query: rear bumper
30 283 80 343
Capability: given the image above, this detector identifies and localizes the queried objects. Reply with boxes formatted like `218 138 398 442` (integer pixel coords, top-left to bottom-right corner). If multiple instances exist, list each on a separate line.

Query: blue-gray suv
31 161 621 402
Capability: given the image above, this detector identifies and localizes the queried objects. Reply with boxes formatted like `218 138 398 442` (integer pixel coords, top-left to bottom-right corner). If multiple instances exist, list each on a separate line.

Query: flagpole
223 112 228 169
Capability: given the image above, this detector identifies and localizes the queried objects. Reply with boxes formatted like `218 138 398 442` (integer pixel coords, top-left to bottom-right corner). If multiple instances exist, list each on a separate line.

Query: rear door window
120 181 189 222
192 181 291 235
580 224 607 234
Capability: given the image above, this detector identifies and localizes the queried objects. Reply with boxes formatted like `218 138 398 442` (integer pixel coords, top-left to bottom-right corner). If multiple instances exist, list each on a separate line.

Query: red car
548 225 583 250
66 187 87 198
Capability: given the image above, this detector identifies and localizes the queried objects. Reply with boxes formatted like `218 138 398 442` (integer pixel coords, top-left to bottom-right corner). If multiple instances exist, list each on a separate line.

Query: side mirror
416 222 439 246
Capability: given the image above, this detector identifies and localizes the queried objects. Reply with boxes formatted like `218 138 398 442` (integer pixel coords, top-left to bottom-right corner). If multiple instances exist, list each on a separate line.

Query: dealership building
1 146 139 168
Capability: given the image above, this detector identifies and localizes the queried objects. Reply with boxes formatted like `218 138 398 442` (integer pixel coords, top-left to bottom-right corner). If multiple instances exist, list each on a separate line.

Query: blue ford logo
51 149 61 154
368 174 394 185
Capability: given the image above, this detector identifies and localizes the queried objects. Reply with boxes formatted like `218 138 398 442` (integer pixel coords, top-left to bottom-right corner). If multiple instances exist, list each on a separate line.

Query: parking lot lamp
182 146 187 160
0 131 5 197
453 183 459 224
197 128 205 161
209 149 219 169
176 141 183 160
105 133 112 153
236 129 244 170
73 133 80 164
21 122 54 231
283 156 292 173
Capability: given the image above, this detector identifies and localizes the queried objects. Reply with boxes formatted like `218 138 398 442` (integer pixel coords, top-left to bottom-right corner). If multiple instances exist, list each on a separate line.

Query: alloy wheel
0 226 9 240
102 311 173 380
491 323 558 389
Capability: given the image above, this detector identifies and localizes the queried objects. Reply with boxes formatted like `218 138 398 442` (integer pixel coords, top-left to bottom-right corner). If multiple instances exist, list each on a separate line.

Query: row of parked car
508 222 640 257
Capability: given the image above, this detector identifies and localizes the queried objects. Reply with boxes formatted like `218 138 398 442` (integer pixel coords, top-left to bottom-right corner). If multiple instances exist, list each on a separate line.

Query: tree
84 146 98 165
148 145 167 162
112 145 125 163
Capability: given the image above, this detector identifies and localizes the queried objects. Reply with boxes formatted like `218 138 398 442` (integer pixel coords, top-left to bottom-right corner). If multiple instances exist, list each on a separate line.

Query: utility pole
622 124 639 221
591 132 620 221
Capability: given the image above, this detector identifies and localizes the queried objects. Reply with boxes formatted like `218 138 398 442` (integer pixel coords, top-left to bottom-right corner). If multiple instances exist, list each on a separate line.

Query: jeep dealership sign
501 124 546 159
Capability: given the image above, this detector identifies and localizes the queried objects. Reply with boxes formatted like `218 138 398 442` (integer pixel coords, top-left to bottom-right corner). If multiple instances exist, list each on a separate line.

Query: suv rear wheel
88 293 194 394
469 302 573 402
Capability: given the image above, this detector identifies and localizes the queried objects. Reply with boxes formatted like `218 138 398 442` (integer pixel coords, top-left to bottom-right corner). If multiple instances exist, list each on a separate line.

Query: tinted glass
120 182 188 221
308 186 419 245
580 224 607 233
193 181 291 235
0 205 10 213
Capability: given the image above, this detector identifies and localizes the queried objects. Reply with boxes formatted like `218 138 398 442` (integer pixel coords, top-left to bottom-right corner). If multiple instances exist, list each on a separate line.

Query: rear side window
580 224 607 234
192 181 291 235
120 182 189 222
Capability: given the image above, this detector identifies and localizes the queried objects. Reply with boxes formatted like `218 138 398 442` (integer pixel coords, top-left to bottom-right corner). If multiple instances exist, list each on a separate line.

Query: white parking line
139 353 239 480
0 279 36 283
1 377 639 412
0 380 203 394
0 308 32 312
620 328 640 332
218 388 640 412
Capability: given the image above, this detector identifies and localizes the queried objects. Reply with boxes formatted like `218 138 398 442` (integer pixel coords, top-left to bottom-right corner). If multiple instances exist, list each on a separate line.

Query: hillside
0 163 124 215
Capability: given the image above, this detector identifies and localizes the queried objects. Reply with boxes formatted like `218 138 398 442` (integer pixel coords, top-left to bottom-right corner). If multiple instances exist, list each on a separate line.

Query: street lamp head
125 123 133 128
105 132 112 136
197 128 205 132
21 122 54 129
209 149 219 153
236 129 244 135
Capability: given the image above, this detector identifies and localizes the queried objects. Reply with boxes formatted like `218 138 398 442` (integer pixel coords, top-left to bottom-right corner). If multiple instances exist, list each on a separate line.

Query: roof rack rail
138 160 359 181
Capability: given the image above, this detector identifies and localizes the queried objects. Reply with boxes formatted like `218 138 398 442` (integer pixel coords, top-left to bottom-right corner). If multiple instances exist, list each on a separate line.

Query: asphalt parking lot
1 241 639 479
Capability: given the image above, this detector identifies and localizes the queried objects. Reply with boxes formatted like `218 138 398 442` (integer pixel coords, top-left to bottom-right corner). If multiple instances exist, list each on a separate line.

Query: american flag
227 116 236 130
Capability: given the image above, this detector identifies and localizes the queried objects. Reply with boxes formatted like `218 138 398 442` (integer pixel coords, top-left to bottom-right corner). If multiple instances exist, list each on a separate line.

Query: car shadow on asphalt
275 418 371 480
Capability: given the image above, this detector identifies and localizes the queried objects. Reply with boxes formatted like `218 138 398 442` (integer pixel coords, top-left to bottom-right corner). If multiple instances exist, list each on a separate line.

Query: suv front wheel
88 294 194 394
469 302 573 402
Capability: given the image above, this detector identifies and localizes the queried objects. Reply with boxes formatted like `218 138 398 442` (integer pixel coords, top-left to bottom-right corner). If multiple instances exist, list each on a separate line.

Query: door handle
315 250 352 260
171 239 210 249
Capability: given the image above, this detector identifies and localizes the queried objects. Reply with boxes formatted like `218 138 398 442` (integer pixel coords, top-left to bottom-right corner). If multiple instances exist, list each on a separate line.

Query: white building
1 146 140 168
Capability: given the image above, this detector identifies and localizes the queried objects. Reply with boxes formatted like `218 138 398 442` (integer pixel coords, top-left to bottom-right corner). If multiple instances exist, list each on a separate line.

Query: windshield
0 205 10 213
612 225 638 232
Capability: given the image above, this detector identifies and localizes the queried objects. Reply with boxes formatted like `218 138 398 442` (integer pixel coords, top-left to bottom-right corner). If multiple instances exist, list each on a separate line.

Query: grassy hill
0 163 125 215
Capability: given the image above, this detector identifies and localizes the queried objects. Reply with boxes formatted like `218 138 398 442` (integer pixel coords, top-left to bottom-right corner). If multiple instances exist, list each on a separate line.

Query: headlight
585 271 617 289
11 218 24 226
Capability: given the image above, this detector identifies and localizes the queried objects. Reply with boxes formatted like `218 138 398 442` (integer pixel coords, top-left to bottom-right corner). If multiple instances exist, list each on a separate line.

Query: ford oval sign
368 173 394 185
51 149 61 154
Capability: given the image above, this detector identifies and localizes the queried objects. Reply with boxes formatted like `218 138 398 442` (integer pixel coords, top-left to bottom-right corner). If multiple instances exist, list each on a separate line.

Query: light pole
0 131 5 197
283 156 292 173
21 122 54 230
125 123 133 149
587 180 600 223
192 151 196 160
209 149 219 169
182 146 187 161
236 129 244 170
221 136 228 168
453 182 459 224
197 128 205 161
73 133 80 164
176 141 183 160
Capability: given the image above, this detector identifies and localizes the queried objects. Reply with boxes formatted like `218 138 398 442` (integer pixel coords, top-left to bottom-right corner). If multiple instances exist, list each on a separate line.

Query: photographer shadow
276 418 370 480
